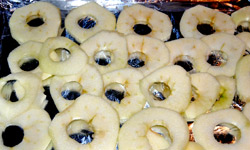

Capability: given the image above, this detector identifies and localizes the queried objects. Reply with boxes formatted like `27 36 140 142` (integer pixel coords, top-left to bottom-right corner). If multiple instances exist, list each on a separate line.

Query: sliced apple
49 94 119 150
50 64 103 112
102 68 145 123
231 6 250 34
117 4 172 41
9 2 61 44
200 33 245 77
180 5 235 38
165 38 211 73
39 36 88 76
0 108 51 149
80 31 128 74
184 72 220 121
211 76 236 111
65 2 116 43
185 142 205 150
119 107 189 150
243 102 250 121
193 109 250 150
140 65 191 113
0 72 46 119
126 34 170 76
236 55 250 102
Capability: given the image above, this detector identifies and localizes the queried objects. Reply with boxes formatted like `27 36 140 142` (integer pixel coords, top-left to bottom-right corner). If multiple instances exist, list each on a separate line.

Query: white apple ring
7 41 52 80
200 33 245 77
193 109 250 150
165 38 211 73
236 55 250 102
65 2 116 43
9 2 61 44
184 73 220 121
39 36 88 76
126 34 170 76
0 72 46 119
119 107 189 150
117 4 172 41
0 108 51 149
140 65 191 113
49 94 119 150
236 32 250 54
231 6 250 33
80 31 128 74
102 68 145 123
211 75 236 111
180 5 235 38
50 64 103 112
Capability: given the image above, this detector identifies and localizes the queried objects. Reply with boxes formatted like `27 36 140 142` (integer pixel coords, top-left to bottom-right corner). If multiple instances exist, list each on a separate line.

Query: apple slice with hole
80 31 128 74
211 75 236 111
126 34 170 76
119 107 189 150
140 65 191 113
184 72 220 121
102 68 145 123
49 94 119 150
50 64 103 112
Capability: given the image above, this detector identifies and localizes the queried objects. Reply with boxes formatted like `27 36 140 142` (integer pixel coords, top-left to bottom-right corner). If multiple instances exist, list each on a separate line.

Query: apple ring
102 68 145 123
50 64 103 112
200 33 245 77
65 2 116 43
117 4 172 41
180 5 235 38
49 94 119 150
211 76 236 111
39 36 88 76
184 73 220 121
165 38 211 73
126 34 170 76
231 6 250 34
140 65 191 113
236 55 250 102
80 31 128 74
9 2 61 44
0 108 51 149
7 41 52 80
0 72 46 119
119 107 189 150
193 109 250 150
236 32 250 55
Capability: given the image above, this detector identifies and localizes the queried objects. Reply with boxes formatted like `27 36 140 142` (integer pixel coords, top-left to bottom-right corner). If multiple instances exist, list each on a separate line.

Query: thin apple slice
49 94 119 150
140 65 191 113
119 107 189 150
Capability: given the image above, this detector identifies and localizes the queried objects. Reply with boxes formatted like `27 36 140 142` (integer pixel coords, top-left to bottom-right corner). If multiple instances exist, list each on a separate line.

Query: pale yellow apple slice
126 34 170 76
39 36 88 76
211 76 236 111
180 5 235 38
49 94 119 150
119 107 189 150
0 72 46 119
9 2 61 44
231 6 250 34
236 55 250 102
165 38 211 73
65 2 116 43
185 142 205 150
200 33 245 77
50 64 103 112
0 108 51 149
117 4 172 41
102 68 145 123
193 109 250 150
140 65 191 113
80 31 128 74
184 72 220 121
